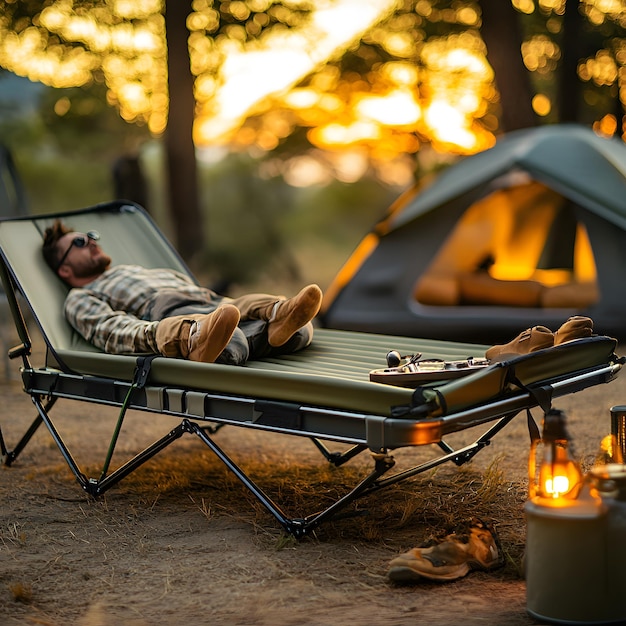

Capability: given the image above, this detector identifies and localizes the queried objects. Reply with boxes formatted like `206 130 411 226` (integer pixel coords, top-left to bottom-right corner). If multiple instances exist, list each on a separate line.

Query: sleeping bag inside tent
321 124 626 344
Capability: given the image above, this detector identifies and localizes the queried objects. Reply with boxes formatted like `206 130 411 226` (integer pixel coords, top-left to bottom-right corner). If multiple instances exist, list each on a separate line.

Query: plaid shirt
65 265 218 354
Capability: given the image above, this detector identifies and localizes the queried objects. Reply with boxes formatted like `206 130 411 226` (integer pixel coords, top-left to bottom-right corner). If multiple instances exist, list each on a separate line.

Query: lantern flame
544 476 571 499
531 410 584 504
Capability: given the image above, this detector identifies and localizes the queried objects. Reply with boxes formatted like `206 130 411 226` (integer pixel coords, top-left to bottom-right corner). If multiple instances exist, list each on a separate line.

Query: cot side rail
1 360 619 538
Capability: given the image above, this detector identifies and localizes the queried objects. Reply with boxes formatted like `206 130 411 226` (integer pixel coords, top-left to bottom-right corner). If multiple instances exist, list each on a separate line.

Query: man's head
42 219 112 287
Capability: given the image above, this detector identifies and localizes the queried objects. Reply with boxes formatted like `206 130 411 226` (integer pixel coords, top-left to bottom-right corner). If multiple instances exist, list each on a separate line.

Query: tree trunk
558 0 583 123
479 0 537 132
164 0 204 265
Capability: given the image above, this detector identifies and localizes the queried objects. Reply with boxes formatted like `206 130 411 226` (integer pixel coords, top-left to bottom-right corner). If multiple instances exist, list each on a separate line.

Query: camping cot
0 202 622 538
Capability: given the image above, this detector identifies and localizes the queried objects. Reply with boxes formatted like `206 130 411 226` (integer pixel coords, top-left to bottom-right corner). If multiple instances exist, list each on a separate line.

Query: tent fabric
388 124 626 230
321 124 626 344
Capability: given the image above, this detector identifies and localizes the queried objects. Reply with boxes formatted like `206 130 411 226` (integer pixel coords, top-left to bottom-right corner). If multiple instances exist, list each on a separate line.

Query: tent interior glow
421 181 597 287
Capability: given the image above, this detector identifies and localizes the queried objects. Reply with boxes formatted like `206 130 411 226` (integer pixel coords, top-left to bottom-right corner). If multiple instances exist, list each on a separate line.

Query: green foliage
0 79 147 215
139 145 394 287
38 83 151 159
283 177 393 246
16 153 112 215
4 115 393 288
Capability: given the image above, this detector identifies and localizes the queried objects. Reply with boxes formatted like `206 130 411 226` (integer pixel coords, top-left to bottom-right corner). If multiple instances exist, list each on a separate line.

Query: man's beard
72 253 112 280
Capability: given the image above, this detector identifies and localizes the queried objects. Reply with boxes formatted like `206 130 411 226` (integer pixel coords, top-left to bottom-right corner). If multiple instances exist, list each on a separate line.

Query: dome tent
321 124 626 344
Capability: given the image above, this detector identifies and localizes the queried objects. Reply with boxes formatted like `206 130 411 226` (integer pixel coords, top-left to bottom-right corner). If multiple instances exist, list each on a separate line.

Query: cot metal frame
1 308 619 538
0 202 621 538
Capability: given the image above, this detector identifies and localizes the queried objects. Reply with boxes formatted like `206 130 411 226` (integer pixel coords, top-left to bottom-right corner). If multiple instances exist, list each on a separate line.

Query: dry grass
2 327 624 624
93 440 528 576
8 582 33 604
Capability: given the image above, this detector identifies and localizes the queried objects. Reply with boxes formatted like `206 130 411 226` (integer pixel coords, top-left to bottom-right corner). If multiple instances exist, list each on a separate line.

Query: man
42 219 323 365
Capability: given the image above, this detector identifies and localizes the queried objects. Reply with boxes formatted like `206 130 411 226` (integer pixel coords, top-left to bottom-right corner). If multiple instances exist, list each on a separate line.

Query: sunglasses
55 231 100 271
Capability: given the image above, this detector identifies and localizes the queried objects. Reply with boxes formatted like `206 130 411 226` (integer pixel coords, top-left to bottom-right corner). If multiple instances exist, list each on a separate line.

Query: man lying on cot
41 219 323 365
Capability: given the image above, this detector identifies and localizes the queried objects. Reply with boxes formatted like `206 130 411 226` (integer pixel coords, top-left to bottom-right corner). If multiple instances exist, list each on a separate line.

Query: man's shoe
485 325 554 362
554 316 593 345
268 284 322 347
187 305 240 362
387 518 503 583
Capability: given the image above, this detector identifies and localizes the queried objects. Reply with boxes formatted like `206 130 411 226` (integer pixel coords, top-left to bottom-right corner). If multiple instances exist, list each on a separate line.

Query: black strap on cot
507 366 553 446
99 355 158 481
507 366 555 495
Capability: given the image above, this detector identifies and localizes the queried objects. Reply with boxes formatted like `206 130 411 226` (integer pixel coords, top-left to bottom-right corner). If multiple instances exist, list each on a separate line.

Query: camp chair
0 202 622 538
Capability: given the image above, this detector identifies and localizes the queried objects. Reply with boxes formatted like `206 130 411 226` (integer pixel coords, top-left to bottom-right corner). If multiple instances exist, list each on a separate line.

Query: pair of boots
154 284 323 363
485 315 594 362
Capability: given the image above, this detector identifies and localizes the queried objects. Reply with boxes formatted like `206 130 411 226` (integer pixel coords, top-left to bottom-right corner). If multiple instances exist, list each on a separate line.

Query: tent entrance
414 181 599 309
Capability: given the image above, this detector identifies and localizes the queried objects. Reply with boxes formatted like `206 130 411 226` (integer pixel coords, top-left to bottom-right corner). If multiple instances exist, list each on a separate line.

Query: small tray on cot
370 356 490 387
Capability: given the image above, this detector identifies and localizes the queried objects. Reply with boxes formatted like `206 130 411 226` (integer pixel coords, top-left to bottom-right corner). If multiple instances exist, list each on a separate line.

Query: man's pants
150 291 313 365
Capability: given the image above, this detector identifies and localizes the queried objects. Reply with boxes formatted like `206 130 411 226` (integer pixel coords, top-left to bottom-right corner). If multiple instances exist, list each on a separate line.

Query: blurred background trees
0 0 623 288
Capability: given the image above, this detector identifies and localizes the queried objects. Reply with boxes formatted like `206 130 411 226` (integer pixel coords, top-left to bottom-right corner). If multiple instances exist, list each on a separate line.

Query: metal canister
609 406 626 464
525 492 614 624
590 464 626 621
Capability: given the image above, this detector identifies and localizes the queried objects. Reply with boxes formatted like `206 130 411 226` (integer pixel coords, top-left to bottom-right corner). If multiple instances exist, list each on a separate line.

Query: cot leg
188 420 397 539
309 438 367 466
297 452 396 535
0 425 6 460
30 394 90 488
189 420 298 532
27 393 189 496
1 396 56 466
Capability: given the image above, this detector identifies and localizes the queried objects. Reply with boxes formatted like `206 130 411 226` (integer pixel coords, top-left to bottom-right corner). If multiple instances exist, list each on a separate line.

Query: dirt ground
1 327 624 626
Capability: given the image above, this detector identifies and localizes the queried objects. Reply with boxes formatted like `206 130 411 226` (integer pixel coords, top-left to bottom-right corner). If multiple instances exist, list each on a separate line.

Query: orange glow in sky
0 0 496 161
194 0 398 143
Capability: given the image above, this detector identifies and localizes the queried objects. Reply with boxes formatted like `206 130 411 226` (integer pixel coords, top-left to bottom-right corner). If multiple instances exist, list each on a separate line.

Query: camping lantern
525 409 625 624
530 409 583 502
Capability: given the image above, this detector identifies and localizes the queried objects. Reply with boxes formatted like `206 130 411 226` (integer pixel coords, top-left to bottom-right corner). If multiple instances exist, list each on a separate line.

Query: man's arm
65 289 159 354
